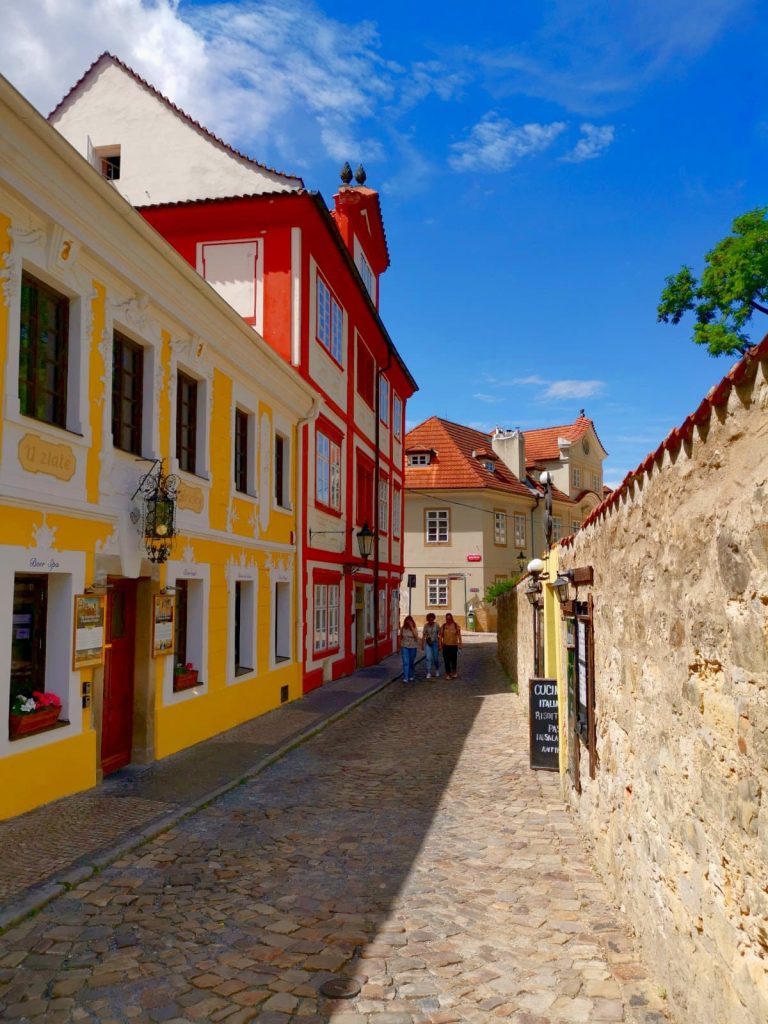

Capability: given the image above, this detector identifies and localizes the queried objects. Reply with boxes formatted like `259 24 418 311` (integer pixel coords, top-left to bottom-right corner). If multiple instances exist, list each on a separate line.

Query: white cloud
449 113 566 172
543 379 605 400
562 123 615 162
472 393 503 403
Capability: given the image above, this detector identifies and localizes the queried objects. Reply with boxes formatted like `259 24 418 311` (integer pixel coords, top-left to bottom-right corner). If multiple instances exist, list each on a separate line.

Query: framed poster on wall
152 593 175 657
72 594 106 669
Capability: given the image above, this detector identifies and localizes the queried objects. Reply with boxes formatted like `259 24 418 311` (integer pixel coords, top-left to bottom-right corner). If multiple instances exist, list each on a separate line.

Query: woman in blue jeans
400 616 419 682
421 613 441 678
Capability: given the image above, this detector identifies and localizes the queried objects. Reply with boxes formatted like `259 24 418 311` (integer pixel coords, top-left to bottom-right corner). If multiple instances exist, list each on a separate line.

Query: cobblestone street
0 643 674 1024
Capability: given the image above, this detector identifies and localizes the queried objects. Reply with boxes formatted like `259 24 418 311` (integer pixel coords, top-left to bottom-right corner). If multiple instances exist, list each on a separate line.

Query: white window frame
174 362 210 481
197 238 263 332
572 520 581 533
426 508 449 544
427 576 449 607
379 375 390 425
232 578 256 680
408 453 430 466
378 587 387 636
592 472 601 492
316 430 341 510
393 486 402 538
572 466 581 489
317 275 343 364
494 511 507 546
378 478 389 533
552 516 563 542
273 420 292 511
393 395 402 439
364 585 374 640
514 514 526 548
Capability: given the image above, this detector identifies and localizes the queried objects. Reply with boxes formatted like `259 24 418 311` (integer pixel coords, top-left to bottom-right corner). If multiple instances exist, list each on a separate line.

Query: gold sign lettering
18 433 76 481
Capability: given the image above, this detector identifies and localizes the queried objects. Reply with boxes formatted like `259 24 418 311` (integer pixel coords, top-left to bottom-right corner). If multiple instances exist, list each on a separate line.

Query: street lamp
343 522 375 574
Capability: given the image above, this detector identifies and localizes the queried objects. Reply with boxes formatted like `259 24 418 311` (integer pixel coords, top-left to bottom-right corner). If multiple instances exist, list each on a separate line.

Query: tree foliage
485 576 520 604
657 207 768 356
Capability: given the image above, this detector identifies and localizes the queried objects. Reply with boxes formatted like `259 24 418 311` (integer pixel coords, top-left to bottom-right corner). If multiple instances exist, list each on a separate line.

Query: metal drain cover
319 977 362 999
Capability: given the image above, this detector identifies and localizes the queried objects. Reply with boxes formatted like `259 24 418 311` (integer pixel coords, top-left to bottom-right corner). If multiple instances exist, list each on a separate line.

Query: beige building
402 415 606 630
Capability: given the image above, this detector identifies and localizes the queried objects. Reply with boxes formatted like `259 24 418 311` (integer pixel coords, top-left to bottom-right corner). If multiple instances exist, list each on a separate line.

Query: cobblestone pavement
0 642 674 1024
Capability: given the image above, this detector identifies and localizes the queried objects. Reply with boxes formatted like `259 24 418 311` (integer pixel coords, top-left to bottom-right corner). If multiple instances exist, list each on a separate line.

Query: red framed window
317 276 343 364
378 475 389 534
393 395 402 439
356 451 374 527
356 339 374 407
379 375 390 424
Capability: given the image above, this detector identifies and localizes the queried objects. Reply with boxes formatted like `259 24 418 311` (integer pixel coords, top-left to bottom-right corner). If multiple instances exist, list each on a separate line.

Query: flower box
173 669 199 692
9 705 62 739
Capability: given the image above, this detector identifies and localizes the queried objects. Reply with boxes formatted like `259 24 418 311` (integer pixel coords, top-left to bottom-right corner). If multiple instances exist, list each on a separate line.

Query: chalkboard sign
529 678 559 771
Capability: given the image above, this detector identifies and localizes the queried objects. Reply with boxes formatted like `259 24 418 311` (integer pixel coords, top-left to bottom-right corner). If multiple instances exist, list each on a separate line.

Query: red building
52 54 417 691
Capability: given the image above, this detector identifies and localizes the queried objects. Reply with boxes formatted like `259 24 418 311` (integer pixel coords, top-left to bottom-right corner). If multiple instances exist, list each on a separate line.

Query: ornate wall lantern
131 459 179 564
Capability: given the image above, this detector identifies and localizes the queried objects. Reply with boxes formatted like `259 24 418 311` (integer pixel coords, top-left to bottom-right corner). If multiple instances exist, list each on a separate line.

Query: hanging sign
529 678 559 771
72 594 106 669
152 593 176 658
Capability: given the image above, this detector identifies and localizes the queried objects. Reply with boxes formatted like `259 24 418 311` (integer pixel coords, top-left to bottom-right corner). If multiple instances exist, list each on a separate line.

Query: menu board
73 594 106 669
529 678 559 771
152 593 175 657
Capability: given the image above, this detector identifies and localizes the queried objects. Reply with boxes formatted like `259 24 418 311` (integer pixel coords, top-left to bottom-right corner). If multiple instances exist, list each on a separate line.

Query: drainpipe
295 397 321 676
373 349 392 664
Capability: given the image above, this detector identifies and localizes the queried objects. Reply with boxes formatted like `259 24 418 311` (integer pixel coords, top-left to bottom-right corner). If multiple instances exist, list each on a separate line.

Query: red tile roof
523 415 607 465
561 336 768 545
48 52 304 188
404 417 535 499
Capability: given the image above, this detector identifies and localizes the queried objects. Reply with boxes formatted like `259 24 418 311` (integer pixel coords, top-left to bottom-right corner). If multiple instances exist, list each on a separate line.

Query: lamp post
540 470 554 549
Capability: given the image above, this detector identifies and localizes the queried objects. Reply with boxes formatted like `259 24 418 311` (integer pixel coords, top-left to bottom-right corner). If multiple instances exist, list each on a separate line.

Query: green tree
657 207 768 356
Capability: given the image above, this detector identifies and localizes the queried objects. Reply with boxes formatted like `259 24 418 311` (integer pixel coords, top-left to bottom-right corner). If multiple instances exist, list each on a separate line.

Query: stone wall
559 348 768 1024
496 589 517 680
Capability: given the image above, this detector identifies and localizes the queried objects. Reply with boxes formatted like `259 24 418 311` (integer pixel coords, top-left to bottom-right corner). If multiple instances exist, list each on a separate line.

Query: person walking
421 613 441 678
400 615 419 683
440 613 462 678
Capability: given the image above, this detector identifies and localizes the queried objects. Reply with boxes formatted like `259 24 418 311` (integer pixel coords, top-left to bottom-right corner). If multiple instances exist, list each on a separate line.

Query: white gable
51 61 301 205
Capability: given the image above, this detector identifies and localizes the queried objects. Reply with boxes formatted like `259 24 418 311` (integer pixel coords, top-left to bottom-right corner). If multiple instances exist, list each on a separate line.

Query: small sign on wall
72 594 106 669
466 554 482 562
152 593 176 658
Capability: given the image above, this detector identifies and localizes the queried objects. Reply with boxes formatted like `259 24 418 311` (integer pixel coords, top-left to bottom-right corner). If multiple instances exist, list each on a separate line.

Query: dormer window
354 236 376 303
472 447 498 472
408 452 431 466
483 461 496 472
96 146 121 181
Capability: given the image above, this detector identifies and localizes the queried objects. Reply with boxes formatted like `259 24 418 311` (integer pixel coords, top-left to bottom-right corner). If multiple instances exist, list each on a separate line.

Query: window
393 396 402 440
356 452 374 526
275 430 290 508
552 516 563 542
378 477 389 533
378 588 387 636
358 250 374 297
19 272 69 429
316 431 341 511
112 332 144 455
408 452 430 466
200 240 259 324
425 509 449 544
317 277 343 363
592 472 601 492
427 576 449 607
234 580 255 676
234 408 249 493
10 574 48 701
171 576 205 682
176 371 198 473
96 146 121 181
379 375 390 424
174 580 189 666
572 520 581 533
514 514 526 548
314 582 341 653
572 467 581 489
494 511 507 545
393 485 402 538
274 582 291 663
356 340 374 407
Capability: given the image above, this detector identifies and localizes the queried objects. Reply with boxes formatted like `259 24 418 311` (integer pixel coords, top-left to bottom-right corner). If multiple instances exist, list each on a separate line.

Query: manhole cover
319 977 361 999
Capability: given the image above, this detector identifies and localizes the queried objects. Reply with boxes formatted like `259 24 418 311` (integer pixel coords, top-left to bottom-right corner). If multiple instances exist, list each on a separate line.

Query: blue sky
2 0 766 486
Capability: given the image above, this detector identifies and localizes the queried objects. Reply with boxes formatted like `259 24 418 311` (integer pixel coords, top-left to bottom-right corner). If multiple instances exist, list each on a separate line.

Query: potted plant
9 691 63 739
173 662 199 692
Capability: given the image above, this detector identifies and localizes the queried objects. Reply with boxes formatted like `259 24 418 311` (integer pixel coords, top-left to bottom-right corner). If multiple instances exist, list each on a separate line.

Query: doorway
355 583 365 668
101 578 137 775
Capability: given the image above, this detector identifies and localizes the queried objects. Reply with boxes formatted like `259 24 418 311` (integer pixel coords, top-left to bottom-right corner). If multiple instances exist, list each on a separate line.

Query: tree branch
750 300 768 315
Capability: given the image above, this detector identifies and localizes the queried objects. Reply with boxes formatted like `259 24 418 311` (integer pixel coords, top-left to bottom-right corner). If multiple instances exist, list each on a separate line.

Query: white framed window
378 587 387 635
358 251 374 297
379 375 390 424
572 520 581 533
364 585 374 639
592 472 601 492
572 466 581 489
427 576 449 607
552 516 563 542
426 508 449 544
514 514 526 548
273 581 291 663
233 579 256 677
393 395 402 439
317 276 343 363
408 453 430 466
393 486 402 538
314 582 340 653
494 511 507 546
316 431 341 510
378 478 389 533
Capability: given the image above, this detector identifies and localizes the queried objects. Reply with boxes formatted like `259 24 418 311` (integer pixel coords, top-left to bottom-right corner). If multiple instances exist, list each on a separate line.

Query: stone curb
0 656 420 935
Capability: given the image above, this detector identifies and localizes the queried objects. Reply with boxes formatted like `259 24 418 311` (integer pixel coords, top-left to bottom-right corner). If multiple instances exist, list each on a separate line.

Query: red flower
32 691 62 709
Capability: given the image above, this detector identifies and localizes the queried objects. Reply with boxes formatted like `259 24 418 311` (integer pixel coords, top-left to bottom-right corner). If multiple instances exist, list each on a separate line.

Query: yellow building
0 75 315 819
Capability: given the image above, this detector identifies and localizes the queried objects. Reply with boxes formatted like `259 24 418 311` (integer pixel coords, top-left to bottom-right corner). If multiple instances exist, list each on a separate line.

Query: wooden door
101 579 137 775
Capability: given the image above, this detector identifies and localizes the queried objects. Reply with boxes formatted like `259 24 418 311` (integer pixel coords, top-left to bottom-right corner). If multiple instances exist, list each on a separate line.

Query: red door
101 579 137 775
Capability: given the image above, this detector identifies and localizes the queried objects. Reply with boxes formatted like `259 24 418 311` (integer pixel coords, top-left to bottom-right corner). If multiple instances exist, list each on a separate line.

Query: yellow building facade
0 76 315 819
